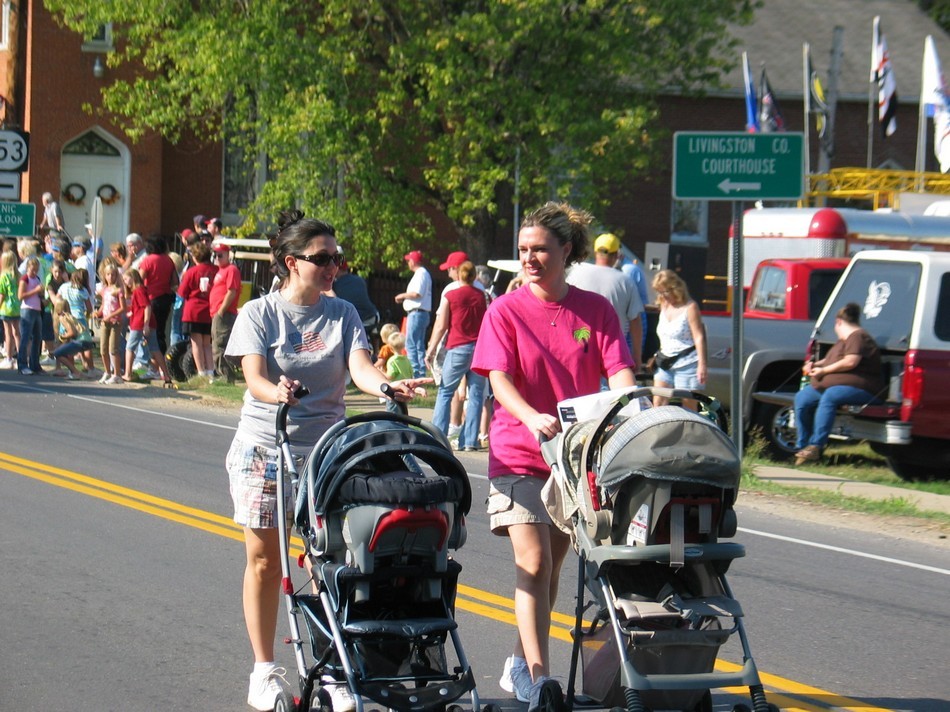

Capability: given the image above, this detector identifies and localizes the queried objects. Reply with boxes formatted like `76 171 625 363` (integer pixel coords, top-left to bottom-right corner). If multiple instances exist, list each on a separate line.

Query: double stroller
542 387 777 712
272 395 493 712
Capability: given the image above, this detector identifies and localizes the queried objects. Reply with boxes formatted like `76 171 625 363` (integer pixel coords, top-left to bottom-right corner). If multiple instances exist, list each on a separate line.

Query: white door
59 128 129 248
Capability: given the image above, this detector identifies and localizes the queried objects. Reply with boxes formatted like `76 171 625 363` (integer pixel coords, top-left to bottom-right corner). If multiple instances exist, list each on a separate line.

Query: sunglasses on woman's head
295 252 344 267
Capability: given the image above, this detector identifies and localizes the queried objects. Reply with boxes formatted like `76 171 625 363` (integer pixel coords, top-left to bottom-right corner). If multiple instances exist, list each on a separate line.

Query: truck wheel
885 455 950 482
752 403 799 460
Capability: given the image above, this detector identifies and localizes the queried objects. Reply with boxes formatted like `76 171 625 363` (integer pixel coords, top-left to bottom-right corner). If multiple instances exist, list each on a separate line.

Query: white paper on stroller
556 389 647 428
626 503 650 546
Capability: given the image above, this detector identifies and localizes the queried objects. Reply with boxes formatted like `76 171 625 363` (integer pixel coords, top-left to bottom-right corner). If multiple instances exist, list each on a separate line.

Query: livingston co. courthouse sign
672 131 804 201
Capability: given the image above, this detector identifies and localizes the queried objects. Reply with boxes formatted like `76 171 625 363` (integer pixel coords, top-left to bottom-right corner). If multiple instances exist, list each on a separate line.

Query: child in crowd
57 267 97 375
384 331 413 413
123 268 171 385
51 300 94 380
17 255 44 374
95 261 127 383
0 250 21 369
374 322 399 373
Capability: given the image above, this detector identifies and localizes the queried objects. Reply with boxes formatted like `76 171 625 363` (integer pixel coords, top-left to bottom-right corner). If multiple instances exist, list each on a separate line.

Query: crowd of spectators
0 214 241 384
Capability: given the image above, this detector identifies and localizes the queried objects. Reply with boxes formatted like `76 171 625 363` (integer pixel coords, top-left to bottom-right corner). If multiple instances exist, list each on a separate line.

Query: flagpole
803 42 811 180
867 17 878 169
917 37 929 177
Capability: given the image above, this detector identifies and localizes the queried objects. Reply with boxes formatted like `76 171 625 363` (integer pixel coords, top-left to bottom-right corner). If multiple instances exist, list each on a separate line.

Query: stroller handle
276 385 311 445
380 382 409 415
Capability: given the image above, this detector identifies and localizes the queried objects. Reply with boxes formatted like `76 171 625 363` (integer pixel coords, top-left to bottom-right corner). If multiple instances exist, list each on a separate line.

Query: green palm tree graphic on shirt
573 326 591 352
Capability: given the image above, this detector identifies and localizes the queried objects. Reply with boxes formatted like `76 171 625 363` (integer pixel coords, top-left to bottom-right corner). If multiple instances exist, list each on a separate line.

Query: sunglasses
295 252 344 267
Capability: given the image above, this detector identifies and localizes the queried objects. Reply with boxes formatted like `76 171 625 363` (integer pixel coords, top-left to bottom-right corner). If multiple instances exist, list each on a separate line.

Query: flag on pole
872 16 898 138
922 35 950 172
805 43 829 138
758 66 785 132
743 51 760 132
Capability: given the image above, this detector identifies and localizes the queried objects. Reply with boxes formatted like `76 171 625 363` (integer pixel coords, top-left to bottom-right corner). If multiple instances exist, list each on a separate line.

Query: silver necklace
549 304 563 326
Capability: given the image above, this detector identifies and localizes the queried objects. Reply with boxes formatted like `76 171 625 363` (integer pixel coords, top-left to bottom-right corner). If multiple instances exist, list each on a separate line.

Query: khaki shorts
487 474 553 534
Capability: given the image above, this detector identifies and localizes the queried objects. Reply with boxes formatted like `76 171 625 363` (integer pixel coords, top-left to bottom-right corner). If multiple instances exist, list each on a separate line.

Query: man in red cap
394 250 432 378
209 242 242 383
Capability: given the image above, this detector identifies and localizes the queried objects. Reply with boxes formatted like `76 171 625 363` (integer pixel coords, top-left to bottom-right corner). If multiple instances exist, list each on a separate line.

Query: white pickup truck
752 250 950 481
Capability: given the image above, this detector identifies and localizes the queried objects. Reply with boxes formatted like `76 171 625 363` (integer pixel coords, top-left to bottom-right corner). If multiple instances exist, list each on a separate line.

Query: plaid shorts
226 437 293 529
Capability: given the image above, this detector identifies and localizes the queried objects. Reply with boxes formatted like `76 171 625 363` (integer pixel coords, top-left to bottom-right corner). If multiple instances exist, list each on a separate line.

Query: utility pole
818 27 844 174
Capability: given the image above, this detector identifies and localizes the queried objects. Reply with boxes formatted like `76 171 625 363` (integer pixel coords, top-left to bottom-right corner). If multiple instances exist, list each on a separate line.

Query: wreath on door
97 184 121 205
62 183 86 206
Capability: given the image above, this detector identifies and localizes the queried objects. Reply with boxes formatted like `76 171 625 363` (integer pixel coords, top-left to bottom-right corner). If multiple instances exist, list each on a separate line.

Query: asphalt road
1 374 948 712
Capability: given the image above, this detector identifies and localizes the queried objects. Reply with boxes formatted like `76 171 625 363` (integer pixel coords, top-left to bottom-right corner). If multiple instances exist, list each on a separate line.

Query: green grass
743 434 950 497
741 434 950 523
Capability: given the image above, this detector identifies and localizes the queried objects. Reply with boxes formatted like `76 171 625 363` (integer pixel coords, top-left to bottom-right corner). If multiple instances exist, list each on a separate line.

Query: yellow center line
1 451 895 712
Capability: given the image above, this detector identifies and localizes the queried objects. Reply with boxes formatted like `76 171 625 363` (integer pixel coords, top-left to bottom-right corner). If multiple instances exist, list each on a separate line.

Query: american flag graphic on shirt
290 330 326 353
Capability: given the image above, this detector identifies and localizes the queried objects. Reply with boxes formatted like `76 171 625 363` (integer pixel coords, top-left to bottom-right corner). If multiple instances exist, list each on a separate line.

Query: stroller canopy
296 420 472 527
595 407 740 491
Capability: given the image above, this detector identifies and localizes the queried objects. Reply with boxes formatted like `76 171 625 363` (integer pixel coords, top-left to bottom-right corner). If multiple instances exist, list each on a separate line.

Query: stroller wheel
694 690 713 712
529 679 563 712
274 688 298 712
731 706 751 712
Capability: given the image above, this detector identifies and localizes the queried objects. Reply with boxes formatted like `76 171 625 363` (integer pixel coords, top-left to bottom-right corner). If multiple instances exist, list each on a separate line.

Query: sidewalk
344 393 950 517
753 465 950 516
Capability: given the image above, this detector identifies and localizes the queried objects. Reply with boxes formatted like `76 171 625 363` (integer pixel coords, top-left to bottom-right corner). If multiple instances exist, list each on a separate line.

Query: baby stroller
541 387 776 712
272 390 490 712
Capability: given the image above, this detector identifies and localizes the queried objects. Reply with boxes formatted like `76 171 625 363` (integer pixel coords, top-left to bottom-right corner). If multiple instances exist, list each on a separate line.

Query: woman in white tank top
650 269 707 410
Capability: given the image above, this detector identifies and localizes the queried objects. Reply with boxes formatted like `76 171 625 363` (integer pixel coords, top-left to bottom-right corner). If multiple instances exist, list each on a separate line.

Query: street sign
672 131 804 201
0 171 20 200
0 129 30 172
90 196 103 238
0 202 36 237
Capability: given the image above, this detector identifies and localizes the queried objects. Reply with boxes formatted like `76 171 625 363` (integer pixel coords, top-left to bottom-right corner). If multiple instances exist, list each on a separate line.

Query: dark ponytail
270 209 336 287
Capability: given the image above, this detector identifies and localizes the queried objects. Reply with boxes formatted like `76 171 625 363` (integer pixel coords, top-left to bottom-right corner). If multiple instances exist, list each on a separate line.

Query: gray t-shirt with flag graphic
226 289 370 451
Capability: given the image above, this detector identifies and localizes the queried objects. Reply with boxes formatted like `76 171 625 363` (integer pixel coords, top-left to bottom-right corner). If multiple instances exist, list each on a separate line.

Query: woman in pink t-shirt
471 202 635 706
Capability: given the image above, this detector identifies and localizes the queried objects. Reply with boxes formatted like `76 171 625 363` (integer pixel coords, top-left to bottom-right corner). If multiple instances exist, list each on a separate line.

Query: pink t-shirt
472 284 634 479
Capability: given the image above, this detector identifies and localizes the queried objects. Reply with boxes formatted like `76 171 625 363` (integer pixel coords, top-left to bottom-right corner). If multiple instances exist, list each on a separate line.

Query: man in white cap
84 223 104 267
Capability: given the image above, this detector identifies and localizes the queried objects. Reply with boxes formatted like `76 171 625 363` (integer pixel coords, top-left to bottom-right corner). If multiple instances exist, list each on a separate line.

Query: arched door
59 128 129 247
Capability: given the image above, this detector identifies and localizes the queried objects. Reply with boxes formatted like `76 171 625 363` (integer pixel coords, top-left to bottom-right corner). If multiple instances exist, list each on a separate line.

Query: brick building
0 1 221 244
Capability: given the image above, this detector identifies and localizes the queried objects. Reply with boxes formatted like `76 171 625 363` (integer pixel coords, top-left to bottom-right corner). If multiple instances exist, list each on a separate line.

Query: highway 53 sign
0 129 30 172
673 131 803 201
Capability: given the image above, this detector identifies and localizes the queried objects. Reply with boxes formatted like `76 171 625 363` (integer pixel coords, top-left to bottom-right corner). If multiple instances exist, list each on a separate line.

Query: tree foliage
46 0 755 262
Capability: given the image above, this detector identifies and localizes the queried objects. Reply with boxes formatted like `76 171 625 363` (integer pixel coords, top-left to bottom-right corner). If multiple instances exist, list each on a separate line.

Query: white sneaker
144 368 161 380
447 423 461 438
320 675 356 712
39 356 55 367
19 367 33 376
247 666 290 712
98 373 110 384
0 358 13 370
500 655 531 703
107 375 124 385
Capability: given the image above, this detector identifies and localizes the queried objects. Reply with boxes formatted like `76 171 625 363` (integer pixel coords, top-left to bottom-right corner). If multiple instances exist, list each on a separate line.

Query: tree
46 0 755 264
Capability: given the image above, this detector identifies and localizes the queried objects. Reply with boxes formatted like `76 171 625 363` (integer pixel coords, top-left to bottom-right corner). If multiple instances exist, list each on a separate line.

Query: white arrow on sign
718 178 762 193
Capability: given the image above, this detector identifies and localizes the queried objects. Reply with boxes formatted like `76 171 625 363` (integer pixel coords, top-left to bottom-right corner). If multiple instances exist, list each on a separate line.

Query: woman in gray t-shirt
225 209 429 711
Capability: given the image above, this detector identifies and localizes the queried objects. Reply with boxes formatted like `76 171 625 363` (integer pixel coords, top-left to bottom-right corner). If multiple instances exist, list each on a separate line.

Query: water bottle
799 362 811 390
